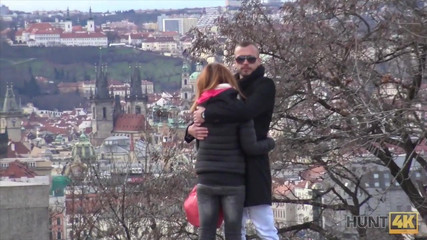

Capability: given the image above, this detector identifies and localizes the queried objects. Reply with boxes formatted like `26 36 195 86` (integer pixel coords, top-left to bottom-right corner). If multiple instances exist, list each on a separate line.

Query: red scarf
197 88 230 104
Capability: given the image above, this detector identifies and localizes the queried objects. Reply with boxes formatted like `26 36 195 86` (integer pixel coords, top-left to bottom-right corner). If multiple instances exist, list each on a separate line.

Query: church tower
86 7 95 32
64 8 72 33
90 50 114 146
0 83 24 142
127 64 147 116
182 62 202 109
180 60 193 106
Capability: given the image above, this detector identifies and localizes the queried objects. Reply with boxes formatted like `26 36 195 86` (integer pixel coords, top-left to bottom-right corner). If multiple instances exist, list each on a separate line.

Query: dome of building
189 62 203 83
71 133 96 162
53 134 64 145
189 71 200 83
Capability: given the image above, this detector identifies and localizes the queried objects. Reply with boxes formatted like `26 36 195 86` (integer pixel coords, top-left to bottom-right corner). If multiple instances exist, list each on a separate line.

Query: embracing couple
185 41 279 240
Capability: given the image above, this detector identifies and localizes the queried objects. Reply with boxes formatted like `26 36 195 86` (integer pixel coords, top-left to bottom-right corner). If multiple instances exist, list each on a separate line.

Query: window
57 231 61 239
76 147 82 156
102 107 106 119
373 173 379 179
374 182 380 187
57 217 61 225
84 146 91 155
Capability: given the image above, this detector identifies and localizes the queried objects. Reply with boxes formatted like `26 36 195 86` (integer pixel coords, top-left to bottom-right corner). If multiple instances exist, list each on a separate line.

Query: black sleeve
239 120 275 155
204 79 275 123
184 123 195 143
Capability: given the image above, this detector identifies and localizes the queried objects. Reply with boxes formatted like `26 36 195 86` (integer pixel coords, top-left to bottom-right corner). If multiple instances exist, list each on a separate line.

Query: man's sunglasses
235 55 257 64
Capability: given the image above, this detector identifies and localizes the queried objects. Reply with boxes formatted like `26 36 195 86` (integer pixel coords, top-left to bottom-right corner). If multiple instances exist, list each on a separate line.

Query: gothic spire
94 48 110 100
2 83 20 113
89 7 93 20
130 64 143 100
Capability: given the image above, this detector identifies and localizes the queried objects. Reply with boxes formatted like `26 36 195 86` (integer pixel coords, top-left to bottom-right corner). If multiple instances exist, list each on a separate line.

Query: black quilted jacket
195 88 275 176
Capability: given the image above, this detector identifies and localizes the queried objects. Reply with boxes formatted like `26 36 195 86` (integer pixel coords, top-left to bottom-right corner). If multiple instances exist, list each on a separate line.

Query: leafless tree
65 136 204 240
190 0 427 239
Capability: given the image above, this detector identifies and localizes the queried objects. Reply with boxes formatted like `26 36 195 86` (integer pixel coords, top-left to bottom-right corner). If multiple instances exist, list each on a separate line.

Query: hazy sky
1 0 225 12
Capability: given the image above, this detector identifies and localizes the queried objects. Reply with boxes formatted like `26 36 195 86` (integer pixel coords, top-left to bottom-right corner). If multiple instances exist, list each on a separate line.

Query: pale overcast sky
1 0 225 12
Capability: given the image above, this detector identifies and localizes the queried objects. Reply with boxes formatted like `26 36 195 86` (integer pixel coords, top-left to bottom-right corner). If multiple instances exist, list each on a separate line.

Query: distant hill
0 42 184 110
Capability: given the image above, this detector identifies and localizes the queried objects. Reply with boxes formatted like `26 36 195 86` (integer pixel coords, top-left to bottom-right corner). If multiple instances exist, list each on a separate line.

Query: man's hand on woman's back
188 122 208 140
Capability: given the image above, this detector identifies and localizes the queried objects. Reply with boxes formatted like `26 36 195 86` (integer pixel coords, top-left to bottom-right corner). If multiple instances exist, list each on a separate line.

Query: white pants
241 205 279 240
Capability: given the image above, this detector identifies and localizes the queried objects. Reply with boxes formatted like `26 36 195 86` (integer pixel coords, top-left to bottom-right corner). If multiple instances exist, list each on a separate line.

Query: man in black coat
188 42 279 240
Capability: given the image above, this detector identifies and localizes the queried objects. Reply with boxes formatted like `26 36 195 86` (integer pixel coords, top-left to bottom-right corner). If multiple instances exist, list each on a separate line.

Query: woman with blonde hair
191 63 275 240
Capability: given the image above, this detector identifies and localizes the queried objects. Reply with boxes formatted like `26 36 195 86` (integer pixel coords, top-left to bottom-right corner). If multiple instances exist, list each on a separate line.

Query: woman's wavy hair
191 63 244 112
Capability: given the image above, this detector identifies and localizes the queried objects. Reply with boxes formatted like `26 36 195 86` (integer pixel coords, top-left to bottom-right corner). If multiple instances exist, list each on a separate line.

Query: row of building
14 9 108 47
8 7 220 51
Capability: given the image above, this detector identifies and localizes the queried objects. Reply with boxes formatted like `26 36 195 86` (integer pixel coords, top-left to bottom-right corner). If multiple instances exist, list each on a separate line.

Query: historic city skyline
1 0 225 12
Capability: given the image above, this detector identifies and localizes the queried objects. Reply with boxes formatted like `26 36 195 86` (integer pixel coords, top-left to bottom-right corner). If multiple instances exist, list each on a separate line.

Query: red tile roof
0 160 37 178
40 125 69 135
34 29 63 35
158 31 179 36
84 127 92 134
113 114 148 132
108 80 125 85
143 37 175 43
72 26 84 31
15 29 24 36
27 23 53 31
60 32 106 38
129 33 145 39
299 166 326 182
7 141 31 158
273 182 294 196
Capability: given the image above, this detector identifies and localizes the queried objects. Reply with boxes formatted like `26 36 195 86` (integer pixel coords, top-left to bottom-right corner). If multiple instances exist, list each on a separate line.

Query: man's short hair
236 41 257 48
235 41 260 57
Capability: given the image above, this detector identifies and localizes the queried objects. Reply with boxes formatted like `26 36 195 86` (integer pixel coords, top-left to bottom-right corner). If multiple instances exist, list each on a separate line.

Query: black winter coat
203 66 276 206
195 88 275 183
